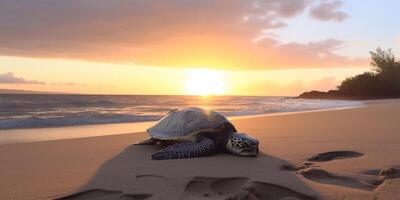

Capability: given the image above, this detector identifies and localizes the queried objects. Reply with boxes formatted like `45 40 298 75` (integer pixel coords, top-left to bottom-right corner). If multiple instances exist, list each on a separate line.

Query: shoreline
0 103 365 145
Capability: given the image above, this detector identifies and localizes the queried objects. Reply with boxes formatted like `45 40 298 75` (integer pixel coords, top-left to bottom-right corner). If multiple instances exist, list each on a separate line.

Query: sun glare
185 69 225 96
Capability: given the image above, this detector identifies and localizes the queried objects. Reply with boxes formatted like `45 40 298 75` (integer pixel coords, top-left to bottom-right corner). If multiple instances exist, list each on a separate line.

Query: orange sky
0 55 369 96
0 0 398 96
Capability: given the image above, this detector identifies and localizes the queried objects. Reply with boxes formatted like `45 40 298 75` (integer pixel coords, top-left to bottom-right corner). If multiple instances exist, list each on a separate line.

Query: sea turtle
135 107 259 160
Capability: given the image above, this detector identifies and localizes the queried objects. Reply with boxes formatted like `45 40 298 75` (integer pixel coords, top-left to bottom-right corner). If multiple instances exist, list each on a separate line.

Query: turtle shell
147 107 233 140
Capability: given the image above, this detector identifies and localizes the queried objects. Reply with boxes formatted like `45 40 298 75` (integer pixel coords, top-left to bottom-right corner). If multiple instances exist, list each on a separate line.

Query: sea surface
0 94 363 129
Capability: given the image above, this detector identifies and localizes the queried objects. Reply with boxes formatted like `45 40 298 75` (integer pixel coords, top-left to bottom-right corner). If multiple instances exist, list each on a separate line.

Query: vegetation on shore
299 48 400 99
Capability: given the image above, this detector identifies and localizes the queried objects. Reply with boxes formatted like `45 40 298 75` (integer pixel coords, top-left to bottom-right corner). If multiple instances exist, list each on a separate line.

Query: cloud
259 80 306 96
0 0 361 69
254 38 367 68
63 82 87 86
64 82 81 86
49 82 86 86
310 1 349 22
0 72 45 84
241 76 339 96
308 76 338 91
396 37 400 46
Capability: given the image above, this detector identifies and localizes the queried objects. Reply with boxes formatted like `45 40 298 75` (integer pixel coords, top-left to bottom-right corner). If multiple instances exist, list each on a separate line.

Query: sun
185 69 225 96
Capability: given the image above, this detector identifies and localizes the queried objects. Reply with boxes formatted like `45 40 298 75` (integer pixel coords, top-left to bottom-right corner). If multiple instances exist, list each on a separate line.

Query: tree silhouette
337 48 400 98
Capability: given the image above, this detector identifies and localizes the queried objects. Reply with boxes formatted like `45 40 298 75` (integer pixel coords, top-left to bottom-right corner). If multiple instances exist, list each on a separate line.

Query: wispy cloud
50 82 87 86
396 37 400 46
0 0 360 69
241 76 339 96
254 38 367 68
310 0 348 22
0 72 45 84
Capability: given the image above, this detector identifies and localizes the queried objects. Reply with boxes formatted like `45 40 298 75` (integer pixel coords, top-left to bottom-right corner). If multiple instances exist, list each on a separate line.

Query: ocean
0 94 363 129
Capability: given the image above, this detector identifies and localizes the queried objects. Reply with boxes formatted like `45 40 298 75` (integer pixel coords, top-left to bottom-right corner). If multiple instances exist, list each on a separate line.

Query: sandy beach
1 100 400 200
2 0 400 199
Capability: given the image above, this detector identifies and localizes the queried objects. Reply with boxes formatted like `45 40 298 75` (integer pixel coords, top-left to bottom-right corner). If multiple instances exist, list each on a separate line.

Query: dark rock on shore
297 90 342 99
297 90 400 100
297 90 364 100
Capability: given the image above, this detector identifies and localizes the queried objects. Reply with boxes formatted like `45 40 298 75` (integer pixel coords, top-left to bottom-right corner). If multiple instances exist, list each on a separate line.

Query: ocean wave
0 94 364 129
0 114 161 129
65 100 117 107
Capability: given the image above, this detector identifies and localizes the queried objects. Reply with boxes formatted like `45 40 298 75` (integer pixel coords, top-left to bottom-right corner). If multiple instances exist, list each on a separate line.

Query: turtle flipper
151 138 215 160
135 138 158 145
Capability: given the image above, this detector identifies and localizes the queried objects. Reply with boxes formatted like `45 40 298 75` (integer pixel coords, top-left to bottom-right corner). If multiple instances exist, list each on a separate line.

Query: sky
0 0 399 96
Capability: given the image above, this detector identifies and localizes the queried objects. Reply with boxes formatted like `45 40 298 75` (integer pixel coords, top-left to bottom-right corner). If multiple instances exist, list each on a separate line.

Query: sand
1 100 400 200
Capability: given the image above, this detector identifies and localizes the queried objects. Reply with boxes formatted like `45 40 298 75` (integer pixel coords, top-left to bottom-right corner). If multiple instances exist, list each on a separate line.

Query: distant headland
298 48 400 100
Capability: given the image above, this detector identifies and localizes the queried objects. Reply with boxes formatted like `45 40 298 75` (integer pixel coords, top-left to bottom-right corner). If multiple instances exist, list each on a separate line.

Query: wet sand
1 100 399 200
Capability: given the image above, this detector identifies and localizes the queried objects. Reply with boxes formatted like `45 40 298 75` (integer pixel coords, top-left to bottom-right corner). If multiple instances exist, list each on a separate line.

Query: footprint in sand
182 177 317 200
183 177 249 199
361 167 400 178
307 151 364 162
360 167 400 185
280 162 314 171
300 168 376 191
55 189 152 200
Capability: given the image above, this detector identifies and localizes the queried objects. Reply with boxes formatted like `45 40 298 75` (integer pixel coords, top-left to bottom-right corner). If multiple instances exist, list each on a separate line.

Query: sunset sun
185 69 225 96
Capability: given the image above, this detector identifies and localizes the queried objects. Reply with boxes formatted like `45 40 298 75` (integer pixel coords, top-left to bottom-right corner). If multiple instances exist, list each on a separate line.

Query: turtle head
226 132 259 156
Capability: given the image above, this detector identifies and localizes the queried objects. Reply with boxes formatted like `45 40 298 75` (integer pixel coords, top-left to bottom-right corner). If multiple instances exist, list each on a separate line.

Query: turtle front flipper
151 138 215 160
135 138 158 145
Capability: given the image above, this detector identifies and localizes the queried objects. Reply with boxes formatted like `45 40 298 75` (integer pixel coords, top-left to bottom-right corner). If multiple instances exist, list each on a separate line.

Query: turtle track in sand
55 176 317 200
55 189 152 200
299 168 377 191
279 151 400 192
280 150 379 191
182 177 317 200
298 166 400 191
279 162 379 191
307 151 364 162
